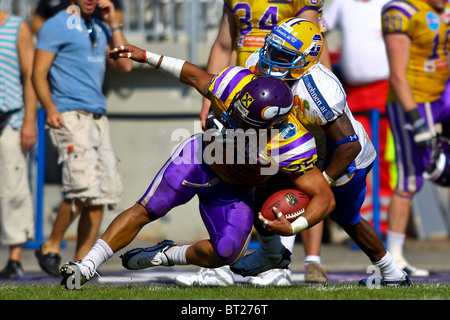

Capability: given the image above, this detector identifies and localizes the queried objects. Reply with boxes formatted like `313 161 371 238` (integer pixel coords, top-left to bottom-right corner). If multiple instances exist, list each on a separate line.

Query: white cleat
248 268 292 286
174 266 235 286
395 258 429 277
60 261 98 290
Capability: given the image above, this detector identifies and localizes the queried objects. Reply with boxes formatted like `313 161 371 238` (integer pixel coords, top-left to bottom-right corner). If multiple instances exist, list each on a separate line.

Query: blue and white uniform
247 53 377 225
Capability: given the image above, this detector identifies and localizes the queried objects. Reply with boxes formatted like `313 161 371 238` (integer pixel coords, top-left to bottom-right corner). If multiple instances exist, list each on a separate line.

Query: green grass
0 283 449 300
1 284 447 318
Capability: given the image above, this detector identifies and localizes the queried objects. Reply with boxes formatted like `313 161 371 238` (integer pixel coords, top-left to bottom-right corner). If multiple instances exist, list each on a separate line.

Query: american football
260 189 310 223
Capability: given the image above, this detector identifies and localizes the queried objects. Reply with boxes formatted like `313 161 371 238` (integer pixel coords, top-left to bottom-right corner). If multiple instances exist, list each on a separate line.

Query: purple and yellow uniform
382 0 448 104
137 66 317 264
225 0 325 66
382 0 450 192
208 66 318 185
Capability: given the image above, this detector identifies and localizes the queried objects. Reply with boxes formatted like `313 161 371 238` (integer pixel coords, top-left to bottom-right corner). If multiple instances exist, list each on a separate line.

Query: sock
280 235 296 252
259 234 284 253
372 251 405 281
82 239 114 271
164 245 190 265
305 255 321 268
386 230 406 260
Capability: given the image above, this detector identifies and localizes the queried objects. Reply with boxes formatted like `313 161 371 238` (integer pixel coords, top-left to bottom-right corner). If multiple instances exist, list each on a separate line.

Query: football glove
406 109 434 149
205 112 226 133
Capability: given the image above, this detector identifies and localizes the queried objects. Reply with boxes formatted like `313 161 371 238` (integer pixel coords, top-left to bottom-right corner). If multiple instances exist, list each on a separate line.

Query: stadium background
2 0 449 247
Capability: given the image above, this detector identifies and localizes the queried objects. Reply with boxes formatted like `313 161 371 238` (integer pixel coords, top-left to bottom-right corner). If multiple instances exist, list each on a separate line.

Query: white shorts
48 110 123 206
0 126 35 245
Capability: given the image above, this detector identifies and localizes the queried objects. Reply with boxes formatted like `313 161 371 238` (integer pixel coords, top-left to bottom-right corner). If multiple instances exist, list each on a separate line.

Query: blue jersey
36 11 111 114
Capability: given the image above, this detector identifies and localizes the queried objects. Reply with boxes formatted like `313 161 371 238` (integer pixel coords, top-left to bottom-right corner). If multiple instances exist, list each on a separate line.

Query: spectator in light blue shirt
32 0 132 277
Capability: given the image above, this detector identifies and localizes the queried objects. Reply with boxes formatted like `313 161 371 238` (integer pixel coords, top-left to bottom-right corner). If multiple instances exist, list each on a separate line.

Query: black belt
77 109 104 119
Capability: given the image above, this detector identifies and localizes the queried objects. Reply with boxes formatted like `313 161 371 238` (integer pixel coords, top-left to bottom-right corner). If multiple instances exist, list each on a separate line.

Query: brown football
260 189 309 223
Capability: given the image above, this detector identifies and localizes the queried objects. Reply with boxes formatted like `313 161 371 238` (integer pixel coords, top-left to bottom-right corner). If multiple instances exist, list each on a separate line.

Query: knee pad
216 234 250 265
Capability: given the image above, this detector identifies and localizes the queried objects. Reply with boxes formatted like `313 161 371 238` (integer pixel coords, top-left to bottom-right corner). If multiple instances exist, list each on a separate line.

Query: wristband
322 171 335 186
110 24 123 32
145 50 162 67
290 216 308 234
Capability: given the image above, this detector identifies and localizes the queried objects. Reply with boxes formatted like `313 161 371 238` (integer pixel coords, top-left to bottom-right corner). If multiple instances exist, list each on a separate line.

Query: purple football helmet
227 77 293 129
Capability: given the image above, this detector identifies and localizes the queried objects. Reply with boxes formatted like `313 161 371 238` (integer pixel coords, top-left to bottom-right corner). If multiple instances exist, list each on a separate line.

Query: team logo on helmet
309 34 323 57
240 92 254 108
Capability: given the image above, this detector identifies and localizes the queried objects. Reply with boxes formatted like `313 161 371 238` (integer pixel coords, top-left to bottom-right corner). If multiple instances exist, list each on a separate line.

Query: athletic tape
291 216 308 234
159 56 186 79
145 50 162 67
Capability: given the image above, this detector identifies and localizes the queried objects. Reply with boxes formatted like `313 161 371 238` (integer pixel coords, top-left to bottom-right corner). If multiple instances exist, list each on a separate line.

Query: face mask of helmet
423 137 450 186
258 18 323 79
259 35 307 78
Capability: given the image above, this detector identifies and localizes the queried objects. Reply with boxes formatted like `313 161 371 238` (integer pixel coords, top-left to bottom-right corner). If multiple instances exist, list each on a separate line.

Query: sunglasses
85 19 98 49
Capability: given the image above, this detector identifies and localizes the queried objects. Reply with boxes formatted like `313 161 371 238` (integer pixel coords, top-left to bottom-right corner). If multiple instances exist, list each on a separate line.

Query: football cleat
358 271 413 287
230 247 291 277
121 240 176 270
305 262 328 284
60 261 97 290
174 266 235 286
395 258 429 277
248 268 292 286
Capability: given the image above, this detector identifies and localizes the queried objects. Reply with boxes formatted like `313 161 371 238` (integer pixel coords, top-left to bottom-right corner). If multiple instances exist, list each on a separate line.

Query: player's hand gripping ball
260 189 309 223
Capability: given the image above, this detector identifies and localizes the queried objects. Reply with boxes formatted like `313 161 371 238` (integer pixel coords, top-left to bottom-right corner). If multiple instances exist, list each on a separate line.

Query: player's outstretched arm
109 45 215 98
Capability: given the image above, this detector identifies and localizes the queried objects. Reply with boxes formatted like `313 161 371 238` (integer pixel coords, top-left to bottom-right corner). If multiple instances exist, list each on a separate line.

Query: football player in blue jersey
241 18 412 286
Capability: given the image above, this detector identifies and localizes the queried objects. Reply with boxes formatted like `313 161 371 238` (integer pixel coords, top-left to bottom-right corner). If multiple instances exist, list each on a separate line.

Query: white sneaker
395 258 429 277
248 269 292 286
174 266 235 286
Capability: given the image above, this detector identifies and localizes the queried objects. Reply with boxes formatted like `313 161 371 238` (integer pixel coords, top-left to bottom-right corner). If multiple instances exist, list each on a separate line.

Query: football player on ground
59 44 335 289
239 18 412 286
193 0 331 288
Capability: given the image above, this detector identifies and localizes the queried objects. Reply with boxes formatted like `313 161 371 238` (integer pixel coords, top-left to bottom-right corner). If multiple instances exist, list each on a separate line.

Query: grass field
1 283 447 318
1 283 448 300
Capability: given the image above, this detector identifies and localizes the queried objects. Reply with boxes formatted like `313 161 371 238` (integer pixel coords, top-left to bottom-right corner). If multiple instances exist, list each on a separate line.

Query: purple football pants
386 79 450 193
137 134 254 264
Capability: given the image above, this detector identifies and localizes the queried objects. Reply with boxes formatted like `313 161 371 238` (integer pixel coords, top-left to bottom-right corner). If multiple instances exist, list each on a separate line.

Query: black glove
205 112 226 133
407 109 434 149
